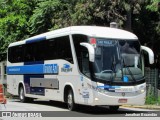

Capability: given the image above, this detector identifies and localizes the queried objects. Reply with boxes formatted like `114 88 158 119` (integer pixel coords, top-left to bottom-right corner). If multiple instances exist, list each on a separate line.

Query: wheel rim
67 92 73 110
20 88 24 100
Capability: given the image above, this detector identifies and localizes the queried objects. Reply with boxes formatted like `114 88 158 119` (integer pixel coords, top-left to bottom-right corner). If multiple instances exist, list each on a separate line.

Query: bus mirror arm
80 43 95 62
141 46 154 64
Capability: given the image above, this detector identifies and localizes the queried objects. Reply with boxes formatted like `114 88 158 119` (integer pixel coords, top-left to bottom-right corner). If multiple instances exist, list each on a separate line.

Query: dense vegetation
0 0 159 61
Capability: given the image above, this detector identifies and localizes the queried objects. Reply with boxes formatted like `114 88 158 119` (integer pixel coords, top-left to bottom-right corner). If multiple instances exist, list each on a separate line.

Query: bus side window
8 35 73 63
24 43 36 62
8 45 24 63
55 36 73 64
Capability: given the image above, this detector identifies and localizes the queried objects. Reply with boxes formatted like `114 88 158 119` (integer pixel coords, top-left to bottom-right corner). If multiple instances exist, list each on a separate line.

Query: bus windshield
92 38 144 85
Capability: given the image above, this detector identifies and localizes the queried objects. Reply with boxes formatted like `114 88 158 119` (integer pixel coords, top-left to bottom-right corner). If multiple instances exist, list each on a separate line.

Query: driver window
72 34 91 78
81 48 90 78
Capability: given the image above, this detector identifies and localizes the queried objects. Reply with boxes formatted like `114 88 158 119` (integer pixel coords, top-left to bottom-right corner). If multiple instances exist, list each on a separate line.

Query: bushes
145 95 160 105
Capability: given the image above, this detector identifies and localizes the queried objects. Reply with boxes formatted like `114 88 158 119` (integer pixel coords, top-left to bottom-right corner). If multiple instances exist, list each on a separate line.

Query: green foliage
145 85 160 105
145 94 157 104
0 0 36 61
146 0 160 12
146 0 160 38
0 0 160 61
145 95 160 105
29 0 62 34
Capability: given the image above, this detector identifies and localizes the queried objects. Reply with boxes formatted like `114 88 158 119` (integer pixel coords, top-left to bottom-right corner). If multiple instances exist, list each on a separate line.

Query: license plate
118 99 127 103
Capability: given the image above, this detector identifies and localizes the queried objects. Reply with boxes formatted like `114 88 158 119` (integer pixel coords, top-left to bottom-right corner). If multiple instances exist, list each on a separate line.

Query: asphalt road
0 99 159 119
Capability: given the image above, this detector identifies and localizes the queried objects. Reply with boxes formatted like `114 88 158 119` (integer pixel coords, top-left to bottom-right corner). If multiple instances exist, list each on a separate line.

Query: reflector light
90 38 96 45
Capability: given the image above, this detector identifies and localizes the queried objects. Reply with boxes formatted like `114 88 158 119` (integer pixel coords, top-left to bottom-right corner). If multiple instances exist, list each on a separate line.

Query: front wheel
109 106 119 111
67 90 76 111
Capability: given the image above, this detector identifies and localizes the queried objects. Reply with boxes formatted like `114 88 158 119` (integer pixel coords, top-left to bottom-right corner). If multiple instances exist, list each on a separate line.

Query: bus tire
19 86 27 103
109 106 119 111
67 90 76 111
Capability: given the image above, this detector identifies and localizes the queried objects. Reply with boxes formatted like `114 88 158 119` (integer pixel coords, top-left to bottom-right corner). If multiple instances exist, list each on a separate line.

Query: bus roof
9 26 138 47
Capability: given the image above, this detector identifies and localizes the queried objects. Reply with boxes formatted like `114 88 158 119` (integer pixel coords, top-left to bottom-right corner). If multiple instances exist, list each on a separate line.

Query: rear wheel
19 86 26 103
67 90 76 111
19 86 33 103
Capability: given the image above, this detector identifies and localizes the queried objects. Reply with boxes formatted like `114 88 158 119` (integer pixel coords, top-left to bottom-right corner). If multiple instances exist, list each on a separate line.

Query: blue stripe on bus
26 36 46 44
97 85 121 92
97 85 120 89
7 64 58 74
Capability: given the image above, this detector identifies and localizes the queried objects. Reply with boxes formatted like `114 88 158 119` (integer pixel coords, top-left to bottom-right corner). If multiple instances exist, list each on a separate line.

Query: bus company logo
61 64 72 72
44 64 58 74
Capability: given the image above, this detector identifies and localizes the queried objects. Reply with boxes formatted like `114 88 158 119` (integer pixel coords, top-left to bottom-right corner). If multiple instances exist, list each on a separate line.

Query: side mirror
80 43 95 62
141 46 154 64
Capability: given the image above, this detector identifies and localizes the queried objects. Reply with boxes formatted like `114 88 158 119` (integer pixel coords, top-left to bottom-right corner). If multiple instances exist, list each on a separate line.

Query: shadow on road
10 99 151 116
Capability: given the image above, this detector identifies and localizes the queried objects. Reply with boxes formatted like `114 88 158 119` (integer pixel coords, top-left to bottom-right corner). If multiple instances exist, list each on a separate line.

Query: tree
0 0 160 61
29 0 134 32
0 0 37 61
131 0 160 55
70 0 128 27
29 0 63 35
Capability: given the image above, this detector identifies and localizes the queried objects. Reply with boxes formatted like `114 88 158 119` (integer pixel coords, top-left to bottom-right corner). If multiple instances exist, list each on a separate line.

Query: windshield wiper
122 58 136 82
111 55 116 73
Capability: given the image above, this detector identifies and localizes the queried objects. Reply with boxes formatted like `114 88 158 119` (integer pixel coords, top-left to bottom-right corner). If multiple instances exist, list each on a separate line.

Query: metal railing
145 67 160 101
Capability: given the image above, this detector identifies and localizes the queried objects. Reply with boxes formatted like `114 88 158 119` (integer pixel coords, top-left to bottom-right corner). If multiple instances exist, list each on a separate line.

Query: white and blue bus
7 26 154 111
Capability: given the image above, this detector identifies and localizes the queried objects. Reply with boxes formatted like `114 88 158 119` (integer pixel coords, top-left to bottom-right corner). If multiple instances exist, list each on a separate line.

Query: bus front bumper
92 92 146 106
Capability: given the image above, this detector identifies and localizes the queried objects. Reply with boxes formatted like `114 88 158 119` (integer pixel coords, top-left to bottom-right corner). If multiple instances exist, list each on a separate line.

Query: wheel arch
63 83 76 103
18 82 25 95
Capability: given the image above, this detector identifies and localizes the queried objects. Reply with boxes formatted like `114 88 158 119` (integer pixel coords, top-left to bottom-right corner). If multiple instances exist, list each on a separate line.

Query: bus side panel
7 62 24 96
43 74 61 101
7 75 23 96
57 75 95 105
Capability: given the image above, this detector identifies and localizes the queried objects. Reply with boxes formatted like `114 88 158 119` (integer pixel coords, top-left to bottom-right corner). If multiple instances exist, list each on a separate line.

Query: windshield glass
92 38 144 84
93 39 120 80
119 40 140 67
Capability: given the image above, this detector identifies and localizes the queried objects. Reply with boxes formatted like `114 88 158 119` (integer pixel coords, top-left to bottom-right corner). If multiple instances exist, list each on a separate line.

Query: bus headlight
139 89 145 93
95 98 99 101
137 87 146 94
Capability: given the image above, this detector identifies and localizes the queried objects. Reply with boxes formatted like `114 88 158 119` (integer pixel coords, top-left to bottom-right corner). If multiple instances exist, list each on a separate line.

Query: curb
122 105 160 110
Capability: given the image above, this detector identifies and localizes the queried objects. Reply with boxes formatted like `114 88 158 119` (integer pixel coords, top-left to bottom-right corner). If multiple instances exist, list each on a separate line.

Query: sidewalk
122 104 160 110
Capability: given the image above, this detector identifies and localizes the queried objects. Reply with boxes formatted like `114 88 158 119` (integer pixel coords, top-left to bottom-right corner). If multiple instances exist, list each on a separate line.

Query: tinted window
72 34 90 77
24 42 36 62
55 36 73 63
8 45 24 63
8 36 73 63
